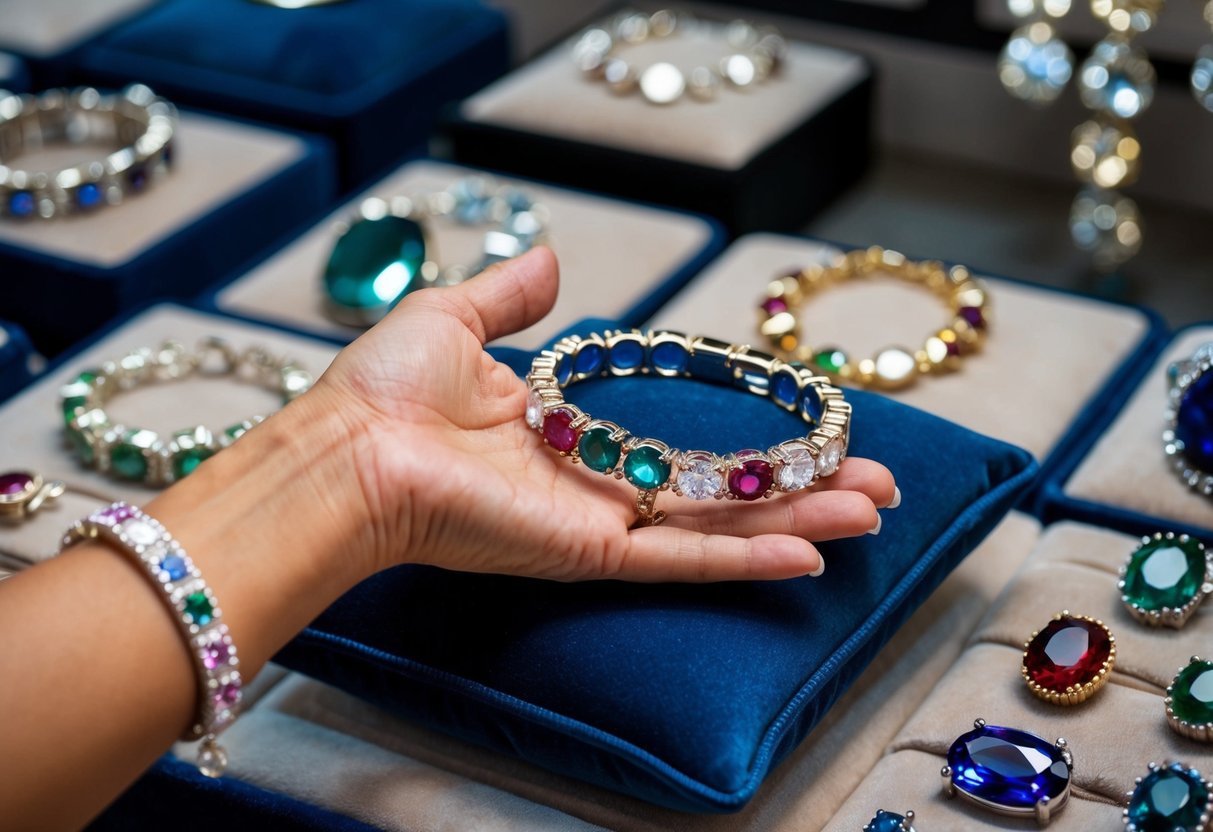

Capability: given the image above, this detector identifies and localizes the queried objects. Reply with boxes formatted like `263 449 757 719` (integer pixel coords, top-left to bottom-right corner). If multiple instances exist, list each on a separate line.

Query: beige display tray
214 159 716 352
0 0 155 58
1064 326 1213 532
649 233 1152 462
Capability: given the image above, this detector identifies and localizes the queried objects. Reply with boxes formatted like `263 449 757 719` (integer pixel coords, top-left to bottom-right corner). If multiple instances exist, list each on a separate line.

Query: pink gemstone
542 408 579 453
728 454 774 501
945 340 961 357
99 503 135 523
761 297 788 316
202 640 231 670
0 471 32 496
213 682 241 709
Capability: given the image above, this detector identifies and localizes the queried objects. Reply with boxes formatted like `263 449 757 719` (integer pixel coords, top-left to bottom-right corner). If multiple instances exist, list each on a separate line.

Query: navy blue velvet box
0 318 35 404
76 0 510 189
0 52 31 93
0 0 157 86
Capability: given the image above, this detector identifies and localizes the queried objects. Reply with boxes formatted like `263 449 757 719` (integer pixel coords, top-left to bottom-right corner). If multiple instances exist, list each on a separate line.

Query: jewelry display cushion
1045 325 1213 539
77 0 509 188
0 114 334 352
273 320 1037 813
822 521 1211 831
0 318 34 404
208 159 725 351
444 3 872 233
650 233 1163 486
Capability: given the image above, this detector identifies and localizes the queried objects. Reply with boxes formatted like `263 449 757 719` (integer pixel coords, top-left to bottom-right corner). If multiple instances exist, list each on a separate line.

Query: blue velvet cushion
275 340 1037 812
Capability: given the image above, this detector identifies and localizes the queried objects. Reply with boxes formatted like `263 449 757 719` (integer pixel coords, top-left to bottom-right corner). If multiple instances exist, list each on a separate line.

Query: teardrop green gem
323 216 426 311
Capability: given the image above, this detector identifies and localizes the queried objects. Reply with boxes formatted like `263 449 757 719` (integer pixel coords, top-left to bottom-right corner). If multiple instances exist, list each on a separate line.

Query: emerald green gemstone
814 348 847 374
75 369 99 384
1171 660 1213 726
1122 537 1207 611
111 439 149 481
623 446 671 490
323 215 426 311
184 592 213 625
61 396 87 426
66 424 95 465
578 427 621 473
173 446 213 479
225 423 248 441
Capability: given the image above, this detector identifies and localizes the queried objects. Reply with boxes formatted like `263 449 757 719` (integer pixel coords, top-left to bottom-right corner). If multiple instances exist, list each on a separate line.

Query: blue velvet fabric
273 338 1039 812
0 318 33 403
78 0 510 186
0 51 30 93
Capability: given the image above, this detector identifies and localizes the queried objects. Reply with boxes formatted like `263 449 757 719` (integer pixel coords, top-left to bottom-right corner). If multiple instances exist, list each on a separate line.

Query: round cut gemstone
609 340 645 372
542 408 579 453
623 446 671 490
1023 615 1112 693
8 191 35 218
158 553 189 582
76 183 102 210
111 441 149 481
525 390 545 430
874 347 918 387
185 592 214 626
1122 537 1208 611
771 371 799 408
323 215 426 312
578 427 621 473
776 446 816 491
1177 370 1213 472
958 307 986 330
864 811 913 832
173 446 212 479
123 520 160 546
1170 659 1213 727
948 723 1070 810
818 436 843 477
1126 763 1209 832
99 504 135 524
213 681 242 709
814 348 847 375
197 743 228 779
677 457 722 500
650 342 688 374
573 344 605 376
639 62 686 104
201 637 231 670
0 471 33 496
761 297 789 315
728 454 773 501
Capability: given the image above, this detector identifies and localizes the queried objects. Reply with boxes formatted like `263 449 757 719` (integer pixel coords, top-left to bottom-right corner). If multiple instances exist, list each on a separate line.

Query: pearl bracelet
0 85 176 220
526 330 850 526
61 502 241 777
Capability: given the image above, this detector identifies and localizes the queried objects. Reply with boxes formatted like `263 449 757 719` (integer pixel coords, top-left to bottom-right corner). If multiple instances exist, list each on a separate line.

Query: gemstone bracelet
0 84 176 220
757 246 990 391
61 338 313 487
1164 342 1213 499
525 330 850 526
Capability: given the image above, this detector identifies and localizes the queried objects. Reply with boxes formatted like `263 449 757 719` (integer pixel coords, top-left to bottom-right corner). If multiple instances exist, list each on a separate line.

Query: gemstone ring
0 470 65 523
1124 761 1211 832
1021 611 1115 706
525 330 851 527
1119 532 1212 629
863 809 916 831
1164 342 1213 499
1165 657 1213 743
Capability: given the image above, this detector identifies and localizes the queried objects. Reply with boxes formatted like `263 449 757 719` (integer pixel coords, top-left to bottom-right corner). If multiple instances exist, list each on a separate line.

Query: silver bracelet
0 84 176 220
61 502 242 777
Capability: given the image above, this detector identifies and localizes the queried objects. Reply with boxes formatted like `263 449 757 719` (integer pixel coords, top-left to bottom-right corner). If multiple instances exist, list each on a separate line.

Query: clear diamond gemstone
776 446 816 490
197 741 228 778
677 458 722 500
525 390 544 429
818 437 843 477
123 520 159 546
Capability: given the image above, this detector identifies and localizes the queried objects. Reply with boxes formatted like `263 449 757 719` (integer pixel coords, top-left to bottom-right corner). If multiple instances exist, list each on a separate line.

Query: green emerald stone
1171 660 1213 726
814 348 847 374
323 215 426 311
66 424 95 465
184 592 213 625
111 438 149 481
578 427 621 473
225 423 248 441
1127 764 1209 832
61 396 87 426
173 446 213 479
75 369 99 384
1122 537 1207 611
623 446 671 490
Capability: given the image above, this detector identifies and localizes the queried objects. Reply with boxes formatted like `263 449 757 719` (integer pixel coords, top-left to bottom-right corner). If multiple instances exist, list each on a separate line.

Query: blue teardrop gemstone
948 723 1070 811
864 810 913 832
1177 370 1213 472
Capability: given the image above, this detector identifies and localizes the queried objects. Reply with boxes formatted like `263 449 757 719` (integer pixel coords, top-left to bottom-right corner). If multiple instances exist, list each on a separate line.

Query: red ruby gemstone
945 340 961 357
542 408 579 453
959 306 986 330
728 454 773 501
761 297 789 315
0 471 32 496
1023 616 1111 692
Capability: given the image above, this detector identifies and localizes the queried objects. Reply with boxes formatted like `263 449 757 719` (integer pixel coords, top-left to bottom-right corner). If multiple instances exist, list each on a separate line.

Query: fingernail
867 515 882 536
809 554 826 577
888 486 901 509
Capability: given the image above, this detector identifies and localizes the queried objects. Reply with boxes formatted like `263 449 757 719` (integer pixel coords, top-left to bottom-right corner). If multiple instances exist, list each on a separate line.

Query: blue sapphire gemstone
555 353 573 386
948 723 1070 812
864 810 912 832
8 191 34 218
158 553 189 582
771 370 800 408
573 344 605 377
800 384 825 425
76 183 102 210
1177 370 1213 472
609 340 644 371
650 341 688 374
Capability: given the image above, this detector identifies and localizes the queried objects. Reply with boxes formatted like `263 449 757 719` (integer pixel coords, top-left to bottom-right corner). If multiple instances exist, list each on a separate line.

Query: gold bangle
757 246 991 391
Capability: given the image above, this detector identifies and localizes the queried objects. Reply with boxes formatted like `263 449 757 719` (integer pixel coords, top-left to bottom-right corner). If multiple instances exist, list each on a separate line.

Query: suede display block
650 233 1161 490
208 159 724 351
78 0 509 187
0 51 30 92
1047 325 1213 539
446 3 872 232
0 114 334 353
0 318 34 404
273 326 1037 812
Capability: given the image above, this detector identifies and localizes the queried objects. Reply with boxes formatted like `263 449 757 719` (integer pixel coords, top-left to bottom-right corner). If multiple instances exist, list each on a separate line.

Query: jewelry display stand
0 114 334 351
445 3 872 233
209 160 725 351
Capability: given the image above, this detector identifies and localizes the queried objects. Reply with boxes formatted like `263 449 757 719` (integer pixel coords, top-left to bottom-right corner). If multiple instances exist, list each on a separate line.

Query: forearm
0 387 372 829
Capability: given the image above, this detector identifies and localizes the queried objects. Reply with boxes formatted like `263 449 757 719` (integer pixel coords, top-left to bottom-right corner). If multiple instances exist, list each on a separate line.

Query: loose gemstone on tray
728 454 773 501
864 810 913 832
947 723 1070 811
1122 536 1208 613
1169 658 1213 727
1126 763 1209 832
1023 614 1112 695
542 408 579 453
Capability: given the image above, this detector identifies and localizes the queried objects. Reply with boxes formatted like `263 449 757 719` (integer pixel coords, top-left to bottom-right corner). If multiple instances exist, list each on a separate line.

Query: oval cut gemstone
650 342 689 374
173 446 213 479
573 344 605 377
111 440 149 481
525 390 545 430
677 457 722 500
1126 763 1209 832
818 436 843 476
864 811 913 832
0 471 33 496
1177 370 1213 472
623 446 670 490
728 454 773 501
958 306 986 330
323 216 426 312
609 340 645 372
1023 615 1112 693
76 183 103 210
1122 537 1208 611
1170 659 1213 727
771 370 799 408
761 297 789 316
8 191 35 218
948 723 1070 810
157 553 189 582
800 384 825 424
578 427 621 473
542 408 579 453
555 354 573 386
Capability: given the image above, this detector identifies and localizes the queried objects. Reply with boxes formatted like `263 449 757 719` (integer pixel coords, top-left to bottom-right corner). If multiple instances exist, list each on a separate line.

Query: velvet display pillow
275 341 1037 812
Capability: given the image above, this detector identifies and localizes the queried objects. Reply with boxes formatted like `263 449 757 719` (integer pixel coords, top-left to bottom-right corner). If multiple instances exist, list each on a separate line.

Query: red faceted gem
728 453 773 501
1023 616 1112 692
542 408 579 453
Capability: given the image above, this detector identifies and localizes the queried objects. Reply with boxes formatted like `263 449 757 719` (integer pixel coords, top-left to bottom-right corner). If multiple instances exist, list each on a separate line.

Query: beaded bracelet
61 338 313 487
1164 342 1213 499
526 330 850 526
61 502 241 777
572 11 786 105
0 85 176 220
757 246 991 391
